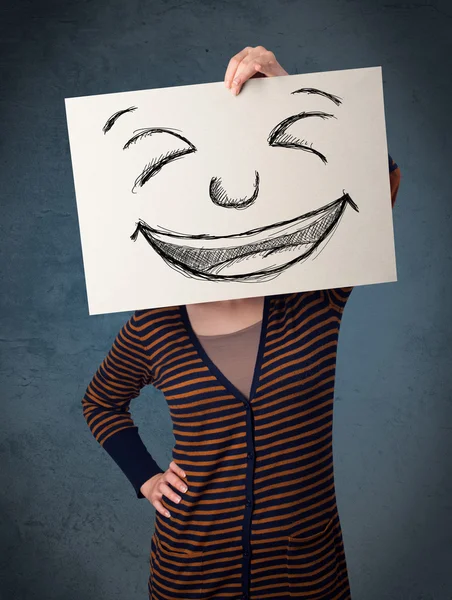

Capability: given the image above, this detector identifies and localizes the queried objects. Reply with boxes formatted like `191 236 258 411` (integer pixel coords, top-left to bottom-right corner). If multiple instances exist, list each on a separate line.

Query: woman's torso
143 289 351 599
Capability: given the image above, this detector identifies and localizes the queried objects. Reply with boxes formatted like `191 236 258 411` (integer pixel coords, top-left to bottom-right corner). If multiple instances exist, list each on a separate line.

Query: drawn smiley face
103 87 358 282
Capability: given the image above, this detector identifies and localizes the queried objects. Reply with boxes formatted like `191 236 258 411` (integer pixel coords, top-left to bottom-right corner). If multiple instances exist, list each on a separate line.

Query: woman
82 46 401 600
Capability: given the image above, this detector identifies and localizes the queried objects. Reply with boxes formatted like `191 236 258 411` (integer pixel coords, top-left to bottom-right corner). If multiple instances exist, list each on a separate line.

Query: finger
230 48 273 94
166 470 188 493
224 46 252 88
255 57 288 78
233 59 287 94
153 498 171 518
169 460 186 480
160 482 183 505
232 50 288 94
230 57 263 95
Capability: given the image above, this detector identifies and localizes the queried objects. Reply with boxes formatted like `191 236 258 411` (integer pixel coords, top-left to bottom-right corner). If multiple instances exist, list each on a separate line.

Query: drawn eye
123 128 197 192
268 111 335 165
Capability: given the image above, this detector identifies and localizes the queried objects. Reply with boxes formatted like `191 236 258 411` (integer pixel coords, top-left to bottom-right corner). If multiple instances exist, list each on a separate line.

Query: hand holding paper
224 45 289 94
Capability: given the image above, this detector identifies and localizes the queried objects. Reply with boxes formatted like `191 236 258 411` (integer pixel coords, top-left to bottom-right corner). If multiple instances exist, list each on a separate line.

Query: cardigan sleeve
82 312 165 499
326 153 401 313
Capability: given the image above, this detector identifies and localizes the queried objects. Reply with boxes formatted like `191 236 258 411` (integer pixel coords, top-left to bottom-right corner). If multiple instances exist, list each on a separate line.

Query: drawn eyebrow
291 88 342 106
102 106 137 134
122 127 195 151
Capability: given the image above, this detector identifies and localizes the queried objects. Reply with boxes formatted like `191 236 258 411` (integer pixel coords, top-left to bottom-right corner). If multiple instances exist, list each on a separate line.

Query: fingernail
233 77 240 85
166 511 171 517
232 87 239 95
181 471 186 478
182 486 188 493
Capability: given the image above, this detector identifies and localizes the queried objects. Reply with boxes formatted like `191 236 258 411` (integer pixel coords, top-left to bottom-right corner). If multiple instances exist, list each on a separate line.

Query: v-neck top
82 287 354 600
196 319 263 400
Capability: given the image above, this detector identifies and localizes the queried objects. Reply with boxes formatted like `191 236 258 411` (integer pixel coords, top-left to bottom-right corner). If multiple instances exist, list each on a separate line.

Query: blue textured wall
1 1 451 598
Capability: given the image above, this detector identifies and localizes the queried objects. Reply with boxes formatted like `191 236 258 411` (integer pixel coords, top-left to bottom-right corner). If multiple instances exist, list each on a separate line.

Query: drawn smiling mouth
130 192 359 282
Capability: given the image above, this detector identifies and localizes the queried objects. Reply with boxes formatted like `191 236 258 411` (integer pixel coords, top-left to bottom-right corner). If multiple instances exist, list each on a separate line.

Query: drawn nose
209 171 260 210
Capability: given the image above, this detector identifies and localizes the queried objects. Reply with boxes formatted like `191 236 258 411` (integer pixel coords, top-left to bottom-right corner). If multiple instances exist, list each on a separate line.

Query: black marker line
130 193 358 282
268 111 336 164
291 88 343 106
123 127 190 150
133 148 196 191
209 171 260 210
122 128 197 191
102 106 137 134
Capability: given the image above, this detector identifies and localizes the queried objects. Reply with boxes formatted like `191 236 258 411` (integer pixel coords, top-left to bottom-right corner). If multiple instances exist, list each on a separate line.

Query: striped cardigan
82 157 400 600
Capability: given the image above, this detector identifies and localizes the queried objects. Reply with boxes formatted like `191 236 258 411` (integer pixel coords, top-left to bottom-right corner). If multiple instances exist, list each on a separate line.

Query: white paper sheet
65 66 396 315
